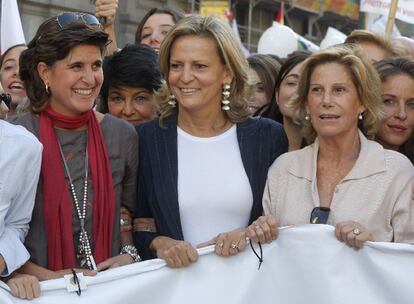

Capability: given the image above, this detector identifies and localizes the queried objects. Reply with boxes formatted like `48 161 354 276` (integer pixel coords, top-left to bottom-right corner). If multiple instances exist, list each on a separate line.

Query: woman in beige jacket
247 45 414 249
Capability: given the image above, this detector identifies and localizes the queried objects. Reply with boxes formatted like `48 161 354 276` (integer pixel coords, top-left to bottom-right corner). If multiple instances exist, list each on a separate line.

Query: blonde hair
289 44 383 143
345 29 408 58
157 15 251 124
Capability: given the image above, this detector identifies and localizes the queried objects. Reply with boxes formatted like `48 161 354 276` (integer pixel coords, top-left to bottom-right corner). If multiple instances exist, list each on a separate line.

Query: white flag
1 0 25 55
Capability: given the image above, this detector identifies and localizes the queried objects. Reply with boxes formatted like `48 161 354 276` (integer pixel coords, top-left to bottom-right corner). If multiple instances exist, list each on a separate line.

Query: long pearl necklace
58 130 97 270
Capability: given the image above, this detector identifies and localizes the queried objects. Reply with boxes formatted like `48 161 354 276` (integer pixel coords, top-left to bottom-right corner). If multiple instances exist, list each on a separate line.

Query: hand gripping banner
1 225 413 304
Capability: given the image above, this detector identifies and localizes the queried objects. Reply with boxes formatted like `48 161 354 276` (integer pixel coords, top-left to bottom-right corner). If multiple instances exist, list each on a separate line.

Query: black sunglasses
57 12 101 29
310 207 330 224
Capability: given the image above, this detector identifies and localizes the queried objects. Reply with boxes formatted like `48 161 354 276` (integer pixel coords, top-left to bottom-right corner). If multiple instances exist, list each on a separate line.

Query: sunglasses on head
310 207 330 224
56 12 101 29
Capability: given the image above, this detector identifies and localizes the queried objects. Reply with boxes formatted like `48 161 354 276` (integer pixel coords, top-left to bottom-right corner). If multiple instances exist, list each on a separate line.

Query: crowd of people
0 1 413 300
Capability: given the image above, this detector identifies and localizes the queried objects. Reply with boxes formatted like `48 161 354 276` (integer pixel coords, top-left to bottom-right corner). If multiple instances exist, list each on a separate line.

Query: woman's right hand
6 273 40 300
150 236 198 268
246 215 279 244
95 0 118 26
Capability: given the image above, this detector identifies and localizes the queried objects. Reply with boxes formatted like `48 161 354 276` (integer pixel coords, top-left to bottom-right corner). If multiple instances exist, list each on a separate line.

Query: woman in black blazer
134 15 288 268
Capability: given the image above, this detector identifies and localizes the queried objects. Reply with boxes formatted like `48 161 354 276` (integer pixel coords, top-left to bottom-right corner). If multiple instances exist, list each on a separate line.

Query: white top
177 125 253 247
0 120 42 275
263 131 414 243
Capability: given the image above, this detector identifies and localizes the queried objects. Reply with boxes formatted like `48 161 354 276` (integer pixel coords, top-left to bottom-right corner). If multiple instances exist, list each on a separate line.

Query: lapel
154 114 184 240
236 118 262 222
237 117 255 185
287 131 386 182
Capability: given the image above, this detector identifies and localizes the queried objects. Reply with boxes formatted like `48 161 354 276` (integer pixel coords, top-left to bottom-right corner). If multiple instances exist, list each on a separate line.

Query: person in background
98 44 162 126
344 29 407 62
374 58 414 164
0 120 42 300
134 15 287 268
95 0 184 54
262 51 311 151
247 45 414 249
9 12 139 295
135 7 184 53
247 54 281 115
0 44 28 116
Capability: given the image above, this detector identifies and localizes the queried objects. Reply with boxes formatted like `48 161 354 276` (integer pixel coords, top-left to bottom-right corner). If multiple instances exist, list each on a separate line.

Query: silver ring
231 243 238 249
353 228 361 236
120 218 126 226
218 242 224 248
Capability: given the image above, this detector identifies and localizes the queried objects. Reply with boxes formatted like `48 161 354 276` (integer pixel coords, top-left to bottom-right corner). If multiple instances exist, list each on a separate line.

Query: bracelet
120 245 142 263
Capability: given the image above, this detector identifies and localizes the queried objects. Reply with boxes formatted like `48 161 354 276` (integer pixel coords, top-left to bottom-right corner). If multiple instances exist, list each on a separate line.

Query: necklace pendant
79 256 88 268
77 237 87 265
77 247 87 268
87 255 97 271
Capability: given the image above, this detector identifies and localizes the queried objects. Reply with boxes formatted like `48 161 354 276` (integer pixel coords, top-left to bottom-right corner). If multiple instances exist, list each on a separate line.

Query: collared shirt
264 131 414 243
0 120 42 275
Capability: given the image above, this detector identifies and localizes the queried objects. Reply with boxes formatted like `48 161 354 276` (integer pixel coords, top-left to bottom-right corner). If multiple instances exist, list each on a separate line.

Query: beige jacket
264 131 414 243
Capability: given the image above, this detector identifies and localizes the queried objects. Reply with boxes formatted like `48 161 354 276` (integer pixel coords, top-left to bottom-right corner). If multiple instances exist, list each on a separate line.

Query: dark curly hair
98 43 162 113
19 15 108 113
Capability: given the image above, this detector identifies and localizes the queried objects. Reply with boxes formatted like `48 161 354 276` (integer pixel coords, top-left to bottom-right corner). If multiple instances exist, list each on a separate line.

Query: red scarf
39 107 115 271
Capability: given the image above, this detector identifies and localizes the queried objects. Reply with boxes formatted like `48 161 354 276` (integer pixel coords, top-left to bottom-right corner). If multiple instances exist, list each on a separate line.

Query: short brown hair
289 44 383 143
20 15 108 113
345 29 408 58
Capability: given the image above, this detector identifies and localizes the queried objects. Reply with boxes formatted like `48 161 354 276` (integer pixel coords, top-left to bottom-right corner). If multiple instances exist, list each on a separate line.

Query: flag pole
385 0 398 35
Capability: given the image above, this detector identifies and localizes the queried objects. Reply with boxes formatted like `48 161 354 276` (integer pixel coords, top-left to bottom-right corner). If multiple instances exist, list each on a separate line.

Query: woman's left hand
198 230 247 257
96 253 133 271
6 273 40 300
335 221 373 249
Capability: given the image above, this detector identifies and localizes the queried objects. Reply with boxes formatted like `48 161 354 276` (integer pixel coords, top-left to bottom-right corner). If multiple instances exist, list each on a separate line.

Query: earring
221 84 231 111
358 112 363 120
168 94 176 107
305 114 310 121
45 83 50 95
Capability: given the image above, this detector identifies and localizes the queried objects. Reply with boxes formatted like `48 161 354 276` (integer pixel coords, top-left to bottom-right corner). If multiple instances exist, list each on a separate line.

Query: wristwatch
120 245 142 263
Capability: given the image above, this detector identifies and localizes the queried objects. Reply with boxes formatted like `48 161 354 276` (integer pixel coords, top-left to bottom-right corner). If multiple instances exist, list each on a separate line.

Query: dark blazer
134 114 288 259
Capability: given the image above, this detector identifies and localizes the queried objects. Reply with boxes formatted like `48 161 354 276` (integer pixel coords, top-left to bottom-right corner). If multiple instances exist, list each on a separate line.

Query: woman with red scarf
9 13 139 291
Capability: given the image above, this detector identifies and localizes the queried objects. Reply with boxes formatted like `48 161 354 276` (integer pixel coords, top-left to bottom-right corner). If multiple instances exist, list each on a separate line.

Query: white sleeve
0 139 42 276
391 177 414 243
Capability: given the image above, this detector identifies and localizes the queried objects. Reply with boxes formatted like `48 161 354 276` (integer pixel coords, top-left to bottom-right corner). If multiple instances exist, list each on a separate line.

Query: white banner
360 0 414 25
1 225 413 304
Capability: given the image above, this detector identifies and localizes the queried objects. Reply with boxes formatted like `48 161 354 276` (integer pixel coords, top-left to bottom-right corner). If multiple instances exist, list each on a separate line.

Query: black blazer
134 114 288 259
